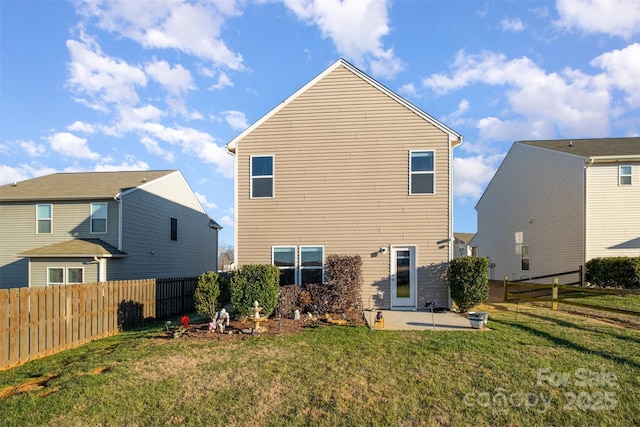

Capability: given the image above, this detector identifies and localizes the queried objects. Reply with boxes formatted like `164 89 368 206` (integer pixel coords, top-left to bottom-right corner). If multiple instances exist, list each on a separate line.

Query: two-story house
471 138 640 283
226 59 462 310
0 170 220 288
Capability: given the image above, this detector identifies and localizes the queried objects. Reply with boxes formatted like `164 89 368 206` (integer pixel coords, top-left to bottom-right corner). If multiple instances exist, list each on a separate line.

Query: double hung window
91 203 107 233
272 246 324 286
410 151 435 194
251 155 274 198
619 165 632 186
37 204 52 234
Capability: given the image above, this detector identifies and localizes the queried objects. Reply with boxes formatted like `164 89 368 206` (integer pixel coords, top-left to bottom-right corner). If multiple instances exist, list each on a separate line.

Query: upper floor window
91 203 107 233
410 151 435 194
170 217 178 241
619 165 632 186
273 246 296 285
37 204 52 234
251 155 274 198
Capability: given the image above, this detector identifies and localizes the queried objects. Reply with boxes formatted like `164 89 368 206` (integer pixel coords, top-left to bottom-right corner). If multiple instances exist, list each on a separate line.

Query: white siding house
472 138 640 283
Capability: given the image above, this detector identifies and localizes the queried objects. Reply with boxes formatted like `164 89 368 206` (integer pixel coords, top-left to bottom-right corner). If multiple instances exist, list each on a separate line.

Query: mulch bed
165 312 366 341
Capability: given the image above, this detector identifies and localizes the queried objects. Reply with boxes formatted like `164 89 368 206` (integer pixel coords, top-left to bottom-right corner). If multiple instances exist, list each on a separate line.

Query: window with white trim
251 155 274 198
410 150 435 194
37 204 52 234
273 246 296 285
300 246 324 285
67 268 84 284
272 246 325 286
170 217 178 241
619 165 632 186
91 202 107 233
48 268 64 285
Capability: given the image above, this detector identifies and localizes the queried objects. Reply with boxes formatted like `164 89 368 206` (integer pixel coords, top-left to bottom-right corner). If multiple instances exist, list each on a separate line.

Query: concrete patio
363 309 486 331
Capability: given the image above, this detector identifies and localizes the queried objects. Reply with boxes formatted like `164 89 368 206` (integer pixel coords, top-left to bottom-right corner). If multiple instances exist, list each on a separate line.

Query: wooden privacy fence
503 276 640 317
1 276 198 370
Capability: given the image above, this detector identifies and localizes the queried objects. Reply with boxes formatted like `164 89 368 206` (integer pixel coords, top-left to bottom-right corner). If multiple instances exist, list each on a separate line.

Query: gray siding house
0 170 220 288
472 138 640 283
226 59 462 310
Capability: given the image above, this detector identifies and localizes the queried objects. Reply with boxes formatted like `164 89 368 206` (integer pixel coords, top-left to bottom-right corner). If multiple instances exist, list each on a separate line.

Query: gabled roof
518 138 640 160
19 238 127 258
0 170 176 202
454 232 475 244
226 58 462 152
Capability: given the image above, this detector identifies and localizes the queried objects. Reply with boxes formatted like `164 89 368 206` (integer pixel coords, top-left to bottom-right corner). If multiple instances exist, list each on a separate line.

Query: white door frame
390 245 417 309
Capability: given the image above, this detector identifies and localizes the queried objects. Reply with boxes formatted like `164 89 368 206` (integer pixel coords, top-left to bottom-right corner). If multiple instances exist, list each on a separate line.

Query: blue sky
2 0 639 249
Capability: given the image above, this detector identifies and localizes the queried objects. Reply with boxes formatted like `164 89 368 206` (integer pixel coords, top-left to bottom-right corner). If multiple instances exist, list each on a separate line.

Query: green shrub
218 272 232 305
585 257 640 289
447 256 489 312
230 264 280 318
194 271 221 321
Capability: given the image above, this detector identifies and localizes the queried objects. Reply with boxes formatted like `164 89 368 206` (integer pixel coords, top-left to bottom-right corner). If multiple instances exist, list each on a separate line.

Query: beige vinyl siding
586 163 640 259
236 64 453 307
29 258 99 287
0 200 119 288
475 144 584 283
112 172 217 280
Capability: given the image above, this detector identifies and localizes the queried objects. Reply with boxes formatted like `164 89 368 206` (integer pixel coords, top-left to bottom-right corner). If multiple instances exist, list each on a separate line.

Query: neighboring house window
67 268 84 284
37 204 52 234
300 246 324 285
91 203 107 233
410 151 435 194
273 247 296 285
521 245 530 271
48 268 64 285
619 165 632 186
251 155 274 198
170 217 178 241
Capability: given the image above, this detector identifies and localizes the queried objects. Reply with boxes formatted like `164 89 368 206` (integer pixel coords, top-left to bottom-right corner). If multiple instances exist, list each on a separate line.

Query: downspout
225 142 238 269
114 194 123 251
583 158 594 270
449 135 463 308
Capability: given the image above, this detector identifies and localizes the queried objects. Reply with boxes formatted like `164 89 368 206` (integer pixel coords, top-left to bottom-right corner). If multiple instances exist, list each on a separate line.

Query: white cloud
590 43 640 108
222 110 249 130
208 72 233 90
46 132 100 160
75 0 244 69
66 35 147 110
500 17 526 32
555 0 640 38
219 215 234 227
145 60 194 96
283 0 404 78
453 154 503 200
67 121 95 133
140 136 175 162
441 99 472 128
0 164 58 186
397 83 420 99
195 191 218 210
422 50 620 138
18 140 47 157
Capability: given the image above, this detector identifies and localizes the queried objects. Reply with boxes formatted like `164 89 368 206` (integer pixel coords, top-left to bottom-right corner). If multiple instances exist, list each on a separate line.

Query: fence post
552 278 558 311
503 276 508 302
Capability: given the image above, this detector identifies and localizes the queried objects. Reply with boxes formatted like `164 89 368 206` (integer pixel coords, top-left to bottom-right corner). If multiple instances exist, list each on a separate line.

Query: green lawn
1 302 639 426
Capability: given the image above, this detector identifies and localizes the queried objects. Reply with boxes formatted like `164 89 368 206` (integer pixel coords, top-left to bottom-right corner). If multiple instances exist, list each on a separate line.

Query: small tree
447 256 489 312
230 264 280 318
194 271 221 321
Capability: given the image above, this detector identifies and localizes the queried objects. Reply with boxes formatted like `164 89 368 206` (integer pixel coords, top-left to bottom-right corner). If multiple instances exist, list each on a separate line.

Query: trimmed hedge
230 264 280 318
447 256 489 312
585 257 640 289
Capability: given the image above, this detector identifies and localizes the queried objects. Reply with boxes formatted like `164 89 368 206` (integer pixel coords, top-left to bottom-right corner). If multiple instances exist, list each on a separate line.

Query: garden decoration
215 308 230 333
426 301 436 331
249 300 267 334
468 312 489 329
